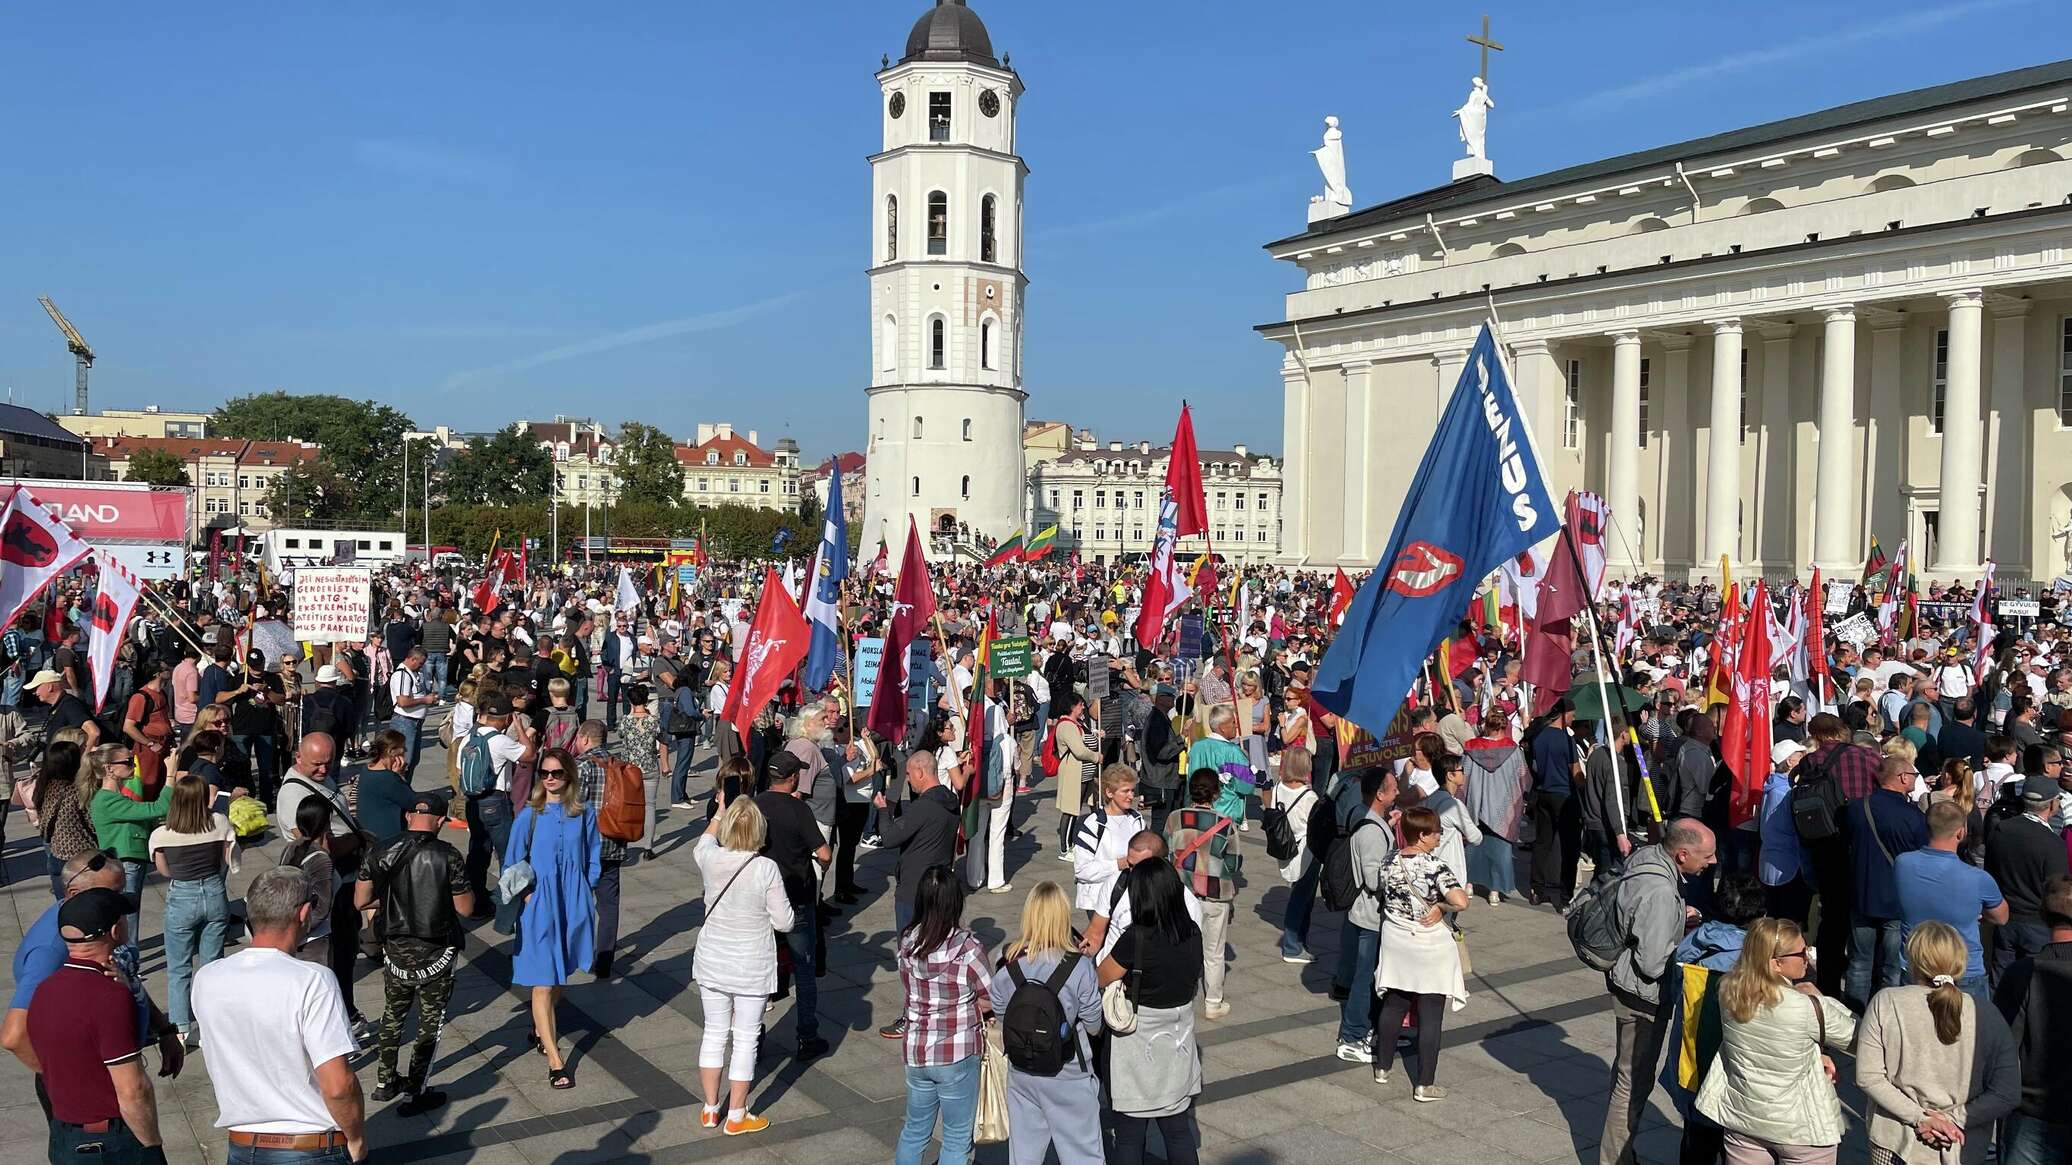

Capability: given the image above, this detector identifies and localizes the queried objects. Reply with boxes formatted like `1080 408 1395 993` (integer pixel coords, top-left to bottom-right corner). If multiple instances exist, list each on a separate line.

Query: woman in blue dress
507 746 601 1089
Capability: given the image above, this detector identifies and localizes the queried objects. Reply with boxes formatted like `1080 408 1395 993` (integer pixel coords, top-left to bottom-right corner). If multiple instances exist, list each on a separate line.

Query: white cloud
439 292 803 389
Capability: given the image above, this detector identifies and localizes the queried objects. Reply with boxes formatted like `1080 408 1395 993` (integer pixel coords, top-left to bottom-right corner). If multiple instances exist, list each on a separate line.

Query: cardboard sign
1631 595 1661 624
1824 580 1856 615
990 635 1034 679
1830 611 1877 649
1998 598 2040 618
292 567 373 643
1342 702 1420 770
1177 613 1206 665
1086 660 1112 701
852 637 885 708
250 619 297 667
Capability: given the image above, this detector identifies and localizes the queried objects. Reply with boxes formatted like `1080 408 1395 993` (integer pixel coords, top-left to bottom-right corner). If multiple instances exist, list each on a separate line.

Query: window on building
1131 528 1143 542
980 320 993 369
578 475 589 489
284 537 300 549
1214 527 1226 542
1257 529 1270 543
961 475 971 499
238 475 250 490
1931 328 1949 434
733 451 747 466
1134 490 1145 510
980 195 997 263
928 91 951 142
2060 317 2072 427
1234 493 1245 511
759 480 770 493
697 478 708 491
912 477 921 496
1071 489 1083 509
885 195 898 261
1094 490 1105 509
961 418 972 442
1639 358 1652 448
914 416 925 440
1048 489 1059 508
705 451 718 465
1258 492 1269 510
729 480 740 492
1094 525 1105 541
930 318 946 369
882 315 897 372
1214 491 1226 510
927 192 947 255
1564 358 1583 449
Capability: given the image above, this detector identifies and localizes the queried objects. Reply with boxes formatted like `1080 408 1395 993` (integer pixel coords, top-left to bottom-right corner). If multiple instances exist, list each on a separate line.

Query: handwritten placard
1830 611 1877 649
292 567 372 643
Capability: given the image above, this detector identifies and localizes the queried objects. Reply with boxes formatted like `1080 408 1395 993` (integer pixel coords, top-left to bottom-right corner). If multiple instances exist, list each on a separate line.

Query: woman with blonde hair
1070 764 1144 913
989 881 1103 1165
149 774 235 1047
1695 917 1858 1163
506 746 602 1090
1236 671 1270 774
692 789 790 1135
1856 921 2020 1164
1922 759 1985 866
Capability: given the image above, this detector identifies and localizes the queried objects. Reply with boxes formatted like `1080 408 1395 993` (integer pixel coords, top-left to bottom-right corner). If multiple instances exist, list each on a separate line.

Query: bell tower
862 0 1028 561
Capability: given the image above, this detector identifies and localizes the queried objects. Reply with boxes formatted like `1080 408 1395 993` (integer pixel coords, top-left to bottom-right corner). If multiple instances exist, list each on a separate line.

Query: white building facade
1029 438 1283 565
861 0 1028 561
1262 60 2072 585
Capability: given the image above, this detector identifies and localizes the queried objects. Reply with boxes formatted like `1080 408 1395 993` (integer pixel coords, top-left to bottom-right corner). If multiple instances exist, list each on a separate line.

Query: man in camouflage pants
355 790 474 1111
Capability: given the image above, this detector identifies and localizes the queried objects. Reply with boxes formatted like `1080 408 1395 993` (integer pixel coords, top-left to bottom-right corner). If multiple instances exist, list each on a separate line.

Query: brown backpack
597 756 647 843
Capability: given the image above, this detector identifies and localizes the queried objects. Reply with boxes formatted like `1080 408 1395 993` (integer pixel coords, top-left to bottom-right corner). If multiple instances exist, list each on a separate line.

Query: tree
615 422 685 507
797 486 823 531
441 424 553 506
124 448 190 486
214 391 416 524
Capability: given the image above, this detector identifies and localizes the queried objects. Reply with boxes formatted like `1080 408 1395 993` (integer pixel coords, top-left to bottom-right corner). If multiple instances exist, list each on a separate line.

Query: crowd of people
2 551 2070 1165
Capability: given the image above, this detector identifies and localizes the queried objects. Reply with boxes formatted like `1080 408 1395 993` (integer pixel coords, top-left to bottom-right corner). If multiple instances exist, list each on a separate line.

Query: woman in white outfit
1368 806 1471 1101
692 793 794 1136
1070 765 1145 914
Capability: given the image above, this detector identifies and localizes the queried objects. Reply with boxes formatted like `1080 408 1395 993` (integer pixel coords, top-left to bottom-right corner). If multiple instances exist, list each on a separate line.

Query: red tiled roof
802 451 866 480
92 435 317 466
675 432 775 468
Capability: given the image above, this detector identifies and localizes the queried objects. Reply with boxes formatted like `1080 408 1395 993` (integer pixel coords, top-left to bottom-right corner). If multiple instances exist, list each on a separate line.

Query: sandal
527 1032 543 1054
548 1065 574 1090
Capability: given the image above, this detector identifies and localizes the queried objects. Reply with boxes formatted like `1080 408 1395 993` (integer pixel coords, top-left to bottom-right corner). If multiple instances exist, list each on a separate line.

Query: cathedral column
1983 297 2030 571
1655 334 1696 574
1341 360 1373 564
1607 330 1642 573
1278 356 1310 565
1704 319 1744 568
1813 306 1859 572
1752 322 1796 570
1930 288 1986 576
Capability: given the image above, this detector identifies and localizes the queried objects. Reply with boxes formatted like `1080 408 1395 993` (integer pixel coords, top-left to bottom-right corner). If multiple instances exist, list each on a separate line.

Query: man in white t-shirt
388 647 436 778
457 694 534 912
191 864 364 1162
1082 829 1203 964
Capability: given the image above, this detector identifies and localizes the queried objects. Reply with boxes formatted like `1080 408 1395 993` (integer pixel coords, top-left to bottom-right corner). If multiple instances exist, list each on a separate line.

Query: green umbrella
1568 672 1648 722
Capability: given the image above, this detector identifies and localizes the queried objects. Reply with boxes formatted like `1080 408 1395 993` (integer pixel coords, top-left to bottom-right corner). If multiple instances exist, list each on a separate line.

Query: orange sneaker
723 1113 771 1137
699 1108 721 1130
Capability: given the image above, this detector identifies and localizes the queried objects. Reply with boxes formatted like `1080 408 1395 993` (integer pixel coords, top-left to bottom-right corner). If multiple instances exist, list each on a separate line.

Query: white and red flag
471 547 516 614
1328 567 1356 628
1971 561 1998 685
723 566 811 742
85 553 144 712
1133 405 1208 650
0 486 94 637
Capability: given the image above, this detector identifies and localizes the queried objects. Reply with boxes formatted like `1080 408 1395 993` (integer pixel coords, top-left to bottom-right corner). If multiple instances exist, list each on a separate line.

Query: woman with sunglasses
507 746 601 1090
87 744 170 962
1694 918 1858 1163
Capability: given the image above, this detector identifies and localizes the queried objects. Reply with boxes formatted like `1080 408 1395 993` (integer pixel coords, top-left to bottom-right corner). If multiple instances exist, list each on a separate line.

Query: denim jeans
781 908 820 1043
49 1116 149 1164
1335 922 1381 1043
233 732 276 799
120 859 147 966
391 715 425 779
1846 917 1905 1010
1999 1113 2070 1165
164 873 230 1028
1279 861 1320 957
464 791 515 901
1993 919 2053 986
669 736 697 804
225 1142 352 1165
896 1054 981 1165
425 650 450 698
45 849 66 902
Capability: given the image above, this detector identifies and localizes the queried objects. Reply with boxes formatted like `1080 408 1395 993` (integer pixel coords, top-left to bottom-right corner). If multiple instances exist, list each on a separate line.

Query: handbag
492 810 541 936
1101 925 1143 1035
973 1019 1010 1145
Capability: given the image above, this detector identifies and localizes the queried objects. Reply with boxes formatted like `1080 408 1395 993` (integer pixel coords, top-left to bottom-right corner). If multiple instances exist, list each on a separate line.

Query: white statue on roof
1308 116 1352 223
1453 77 1494 162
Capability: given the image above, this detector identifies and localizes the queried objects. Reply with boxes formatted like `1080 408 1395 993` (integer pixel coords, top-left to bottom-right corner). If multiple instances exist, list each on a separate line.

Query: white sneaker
858 835 881 850
1413 1084 1449 1102
1280 950 1315 964
1487 891 1502 906
1204 998 1229 1020
1334 1040 1371 1063
1371 1066 1389 1085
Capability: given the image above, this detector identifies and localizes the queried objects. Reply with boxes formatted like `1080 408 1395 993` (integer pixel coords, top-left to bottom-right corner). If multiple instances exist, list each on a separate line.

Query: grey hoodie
1607 842 1686 1001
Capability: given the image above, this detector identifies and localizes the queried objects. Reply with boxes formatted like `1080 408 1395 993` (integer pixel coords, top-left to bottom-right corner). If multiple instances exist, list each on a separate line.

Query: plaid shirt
1807 740 1882 802
898 927 992 1067
575 746 626 864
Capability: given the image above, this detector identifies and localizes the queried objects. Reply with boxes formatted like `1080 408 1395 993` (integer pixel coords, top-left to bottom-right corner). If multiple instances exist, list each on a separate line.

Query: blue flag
802 466 849 689
1313 324 1558 733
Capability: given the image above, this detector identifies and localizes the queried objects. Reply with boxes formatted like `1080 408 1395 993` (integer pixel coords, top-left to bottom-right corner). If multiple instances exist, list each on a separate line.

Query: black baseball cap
59 887 136 941
769 751 806 782
407 790 450 816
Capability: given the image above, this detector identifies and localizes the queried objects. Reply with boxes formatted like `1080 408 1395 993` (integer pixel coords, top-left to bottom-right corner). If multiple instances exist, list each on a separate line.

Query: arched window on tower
930 318 946 369
881 315 897 372
961 418 972 442
912 477 921 497
980 320 994 369
885 195 898 261
961 475 971 499
927 192 947 255
980 194 997 263
914 416 925 440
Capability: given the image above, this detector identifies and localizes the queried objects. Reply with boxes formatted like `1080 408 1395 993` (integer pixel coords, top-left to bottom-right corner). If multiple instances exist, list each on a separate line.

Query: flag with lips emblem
1313 324 1557 733
85 552 143 712
0 486 94 639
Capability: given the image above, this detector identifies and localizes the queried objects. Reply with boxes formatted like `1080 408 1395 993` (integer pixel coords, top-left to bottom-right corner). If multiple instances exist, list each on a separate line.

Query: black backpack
1305 782 1342 858
1001 953 1083 1076
1788 749 1847 842
1262 786 1311 863
1320 817 1381 912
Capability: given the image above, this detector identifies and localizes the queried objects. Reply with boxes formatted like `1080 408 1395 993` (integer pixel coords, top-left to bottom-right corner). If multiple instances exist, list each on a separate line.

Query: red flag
1165 405 1208 539
0 486 95 638
724 567 812 742
1329 567 1355 627
1524 492 1590 715
471 547 516 614
867 518 937 743
1719 580 1774 827
1445 632 1482 681
1805 566 1831 706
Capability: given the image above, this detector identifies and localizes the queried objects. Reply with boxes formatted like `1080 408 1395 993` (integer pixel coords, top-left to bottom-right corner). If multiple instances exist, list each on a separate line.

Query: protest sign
852 638 884 707
1824 581 1855 615
1830 611 1877 648
292 568 372 643
990 635 1034 679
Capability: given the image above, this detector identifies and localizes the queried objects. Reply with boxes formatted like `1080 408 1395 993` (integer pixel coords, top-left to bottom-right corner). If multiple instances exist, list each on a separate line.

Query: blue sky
3 0 2063 460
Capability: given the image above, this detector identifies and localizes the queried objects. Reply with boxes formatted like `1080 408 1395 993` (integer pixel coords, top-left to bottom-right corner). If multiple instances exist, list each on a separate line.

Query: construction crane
37 295 94 415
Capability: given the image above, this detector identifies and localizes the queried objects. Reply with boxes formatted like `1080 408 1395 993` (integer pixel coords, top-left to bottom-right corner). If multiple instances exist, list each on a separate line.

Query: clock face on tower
979 89 999 118
889 92 906 119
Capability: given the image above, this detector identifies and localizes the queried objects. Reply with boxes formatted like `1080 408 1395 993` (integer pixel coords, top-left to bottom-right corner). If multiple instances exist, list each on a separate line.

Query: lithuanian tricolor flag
959 607 997 853
1023 524 1058 560
983 530 1025 568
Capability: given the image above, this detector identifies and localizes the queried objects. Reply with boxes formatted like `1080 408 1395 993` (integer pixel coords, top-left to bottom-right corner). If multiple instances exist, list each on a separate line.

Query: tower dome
901 0 996 67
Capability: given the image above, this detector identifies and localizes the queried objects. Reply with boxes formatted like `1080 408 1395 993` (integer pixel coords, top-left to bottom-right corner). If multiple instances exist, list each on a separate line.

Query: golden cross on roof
1467 14 1504 83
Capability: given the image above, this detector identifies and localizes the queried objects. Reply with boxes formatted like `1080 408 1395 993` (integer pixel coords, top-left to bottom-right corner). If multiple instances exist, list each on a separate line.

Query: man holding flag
1313 325 1559 737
